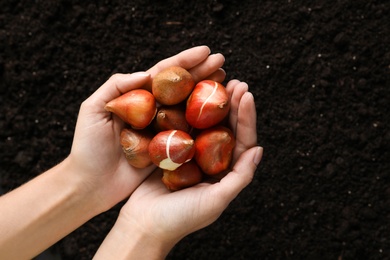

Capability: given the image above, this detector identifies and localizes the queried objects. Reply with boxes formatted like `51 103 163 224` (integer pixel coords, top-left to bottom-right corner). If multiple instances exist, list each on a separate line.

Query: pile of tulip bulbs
105 66 235 191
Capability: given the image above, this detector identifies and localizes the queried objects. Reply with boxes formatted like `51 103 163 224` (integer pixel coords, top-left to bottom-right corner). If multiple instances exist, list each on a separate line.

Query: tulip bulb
162 161 203 191
120 128 154 168
148 130 195 171
105 89 157 129
186 80 230 129
194 126 235 175
154 104 191 133
152 66 195 105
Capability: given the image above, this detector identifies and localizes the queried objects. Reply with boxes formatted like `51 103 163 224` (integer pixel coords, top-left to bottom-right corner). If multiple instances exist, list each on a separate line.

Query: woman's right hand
94 79 263 259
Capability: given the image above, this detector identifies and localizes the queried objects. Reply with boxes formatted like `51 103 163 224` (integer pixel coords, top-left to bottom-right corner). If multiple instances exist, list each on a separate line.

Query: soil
1 0 389 259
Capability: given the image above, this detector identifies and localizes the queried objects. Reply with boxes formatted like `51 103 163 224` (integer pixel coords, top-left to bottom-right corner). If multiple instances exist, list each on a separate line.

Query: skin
0 46 263 260
94 80 262 259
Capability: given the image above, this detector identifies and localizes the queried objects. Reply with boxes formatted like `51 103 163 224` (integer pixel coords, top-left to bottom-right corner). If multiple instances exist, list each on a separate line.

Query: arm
0 45 226 259
0 72 152 259
0 159 102 259
94 80 263 259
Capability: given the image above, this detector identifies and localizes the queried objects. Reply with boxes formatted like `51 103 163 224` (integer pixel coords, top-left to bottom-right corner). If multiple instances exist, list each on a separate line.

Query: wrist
94 212 176 259
59 156 107 216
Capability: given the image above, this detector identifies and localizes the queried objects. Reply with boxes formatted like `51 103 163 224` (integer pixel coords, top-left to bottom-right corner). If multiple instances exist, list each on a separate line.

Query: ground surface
1 0 389 259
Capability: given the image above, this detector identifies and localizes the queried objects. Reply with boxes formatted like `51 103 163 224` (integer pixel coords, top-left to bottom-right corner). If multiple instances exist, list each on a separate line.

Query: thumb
213 146 263 203
91 72 151 104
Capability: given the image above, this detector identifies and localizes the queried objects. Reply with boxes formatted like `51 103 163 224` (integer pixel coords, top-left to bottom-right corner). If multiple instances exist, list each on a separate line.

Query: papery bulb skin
194 126 235 175
154 104 191 133
162 161 202 191
105 89 157 129
120 128 154 168
152 66 195 105
186 80 230 129
148 130 195 171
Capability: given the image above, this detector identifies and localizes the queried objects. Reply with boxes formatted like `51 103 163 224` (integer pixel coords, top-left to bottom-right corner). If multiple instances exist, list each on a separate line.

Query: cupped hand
118 80 263 248
68 46 226 212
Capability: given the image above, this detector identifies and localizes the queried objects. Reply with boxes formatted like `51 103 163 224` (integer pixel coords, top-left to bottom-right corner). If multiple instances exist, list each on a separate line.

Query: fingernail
253 146 263 166
198 45 211 54
206 45 211 54
213 53 225 62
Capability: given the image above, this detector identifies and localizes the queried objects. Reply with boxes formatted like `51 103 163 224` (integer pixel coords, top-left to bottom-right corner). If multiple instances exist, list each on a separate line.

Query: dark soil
1 0 389 259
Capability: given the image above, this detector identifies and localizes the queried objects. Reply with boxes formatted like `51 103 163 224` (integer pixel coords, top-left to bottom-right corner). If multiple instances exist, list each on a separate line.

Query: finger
211 146 263 205
225 79 241 96
188 53 225 83
228 81 249 135
89 72 151 105
146 46 211 78
233 92 258 163
205 68 226 83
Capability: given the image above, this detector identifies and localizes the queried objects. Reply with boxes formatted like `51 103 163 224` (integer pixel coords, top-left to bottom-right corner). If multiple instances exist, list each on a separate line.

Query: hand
68 46 226 212
115 80 263 255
